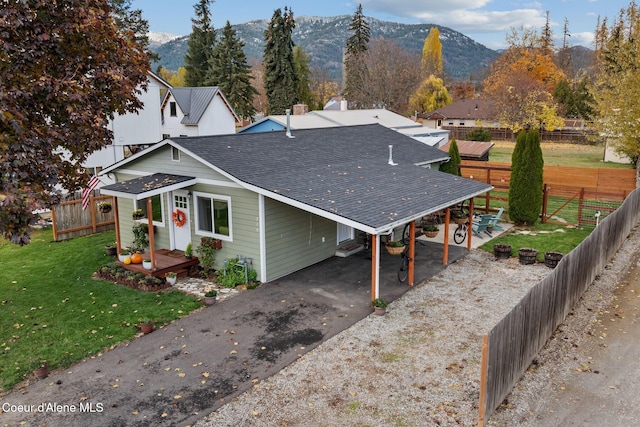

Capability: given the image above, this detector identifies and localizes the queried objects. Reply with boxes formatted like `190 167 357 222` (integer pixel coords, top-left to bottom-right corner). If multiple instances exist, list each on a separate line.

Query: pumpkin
130 253 143 264
123 257 132 265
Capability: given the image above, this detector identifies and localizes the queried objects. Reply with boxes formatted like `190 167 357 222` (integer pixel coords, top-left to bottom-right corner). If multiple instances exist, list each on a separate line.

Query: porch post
370 234 379 301
443 207 450 265
147 197 156 269
408 220 415 286
114 197 122 255
467 198 474 251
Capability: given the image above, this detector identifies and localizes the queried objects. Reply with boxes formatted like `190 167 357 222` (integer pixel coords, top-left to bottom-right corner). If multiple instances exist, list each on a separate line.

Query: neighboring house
161 87 240 138
239 106 450 148
419 99 499 130
83 71 172 183
440 140 494 161
100 124 490 289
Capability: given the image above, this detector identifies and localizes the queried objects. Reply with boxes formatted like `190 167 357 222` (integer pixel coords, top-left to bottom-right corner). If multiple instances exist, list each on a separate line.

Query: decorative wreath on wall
172 209 187 227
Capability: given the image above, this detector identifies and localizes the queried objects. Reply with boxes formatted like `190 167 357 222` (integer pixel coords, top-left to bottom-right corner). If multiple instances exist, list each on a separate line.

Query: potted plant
493 244 512 259
139 319 153 334
105 243 117 256
98 200 112 213
31 358 49 379
422 224 439 238
118 249 131 263
385 240 405 255
544 251 563 268
452 210 469 225
371 298 388 316
142 258 152 270
184 242 193 259
132 208 145 220
165 272 177 285
518 247 538 265
204 286 217 305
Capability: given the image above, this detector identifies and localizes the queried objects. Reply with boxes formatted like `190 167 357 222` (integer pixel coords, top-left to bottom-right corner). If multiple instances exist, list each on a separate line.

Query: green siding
264 198 337 281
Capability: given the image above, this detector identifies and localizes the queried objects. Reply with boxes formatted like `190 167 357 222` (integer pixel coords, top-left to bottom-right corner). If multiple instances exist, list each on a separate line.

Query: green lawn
489 141 633 169
0 228 202 391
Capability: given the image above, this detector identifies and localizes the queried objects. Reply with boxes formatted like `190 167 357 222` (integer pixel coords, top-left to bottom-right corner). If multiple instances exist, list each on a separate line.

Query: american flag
82 175 101 210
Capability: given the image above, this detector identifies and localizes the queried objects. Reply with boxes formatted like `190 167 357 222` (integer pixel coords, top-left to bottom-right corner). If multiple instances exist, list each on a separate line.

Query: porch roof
99 173 197 200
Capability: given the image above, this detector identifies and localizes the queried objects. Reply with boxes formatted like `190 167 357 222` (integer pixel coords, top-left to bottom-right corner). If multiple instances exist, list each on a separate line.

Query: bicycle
397 244 411 283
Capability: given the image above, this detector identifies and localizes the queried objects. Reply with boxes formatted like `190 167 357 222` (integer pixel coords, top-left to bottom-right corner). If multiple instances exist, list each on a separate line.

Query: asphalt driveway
0 241 468 426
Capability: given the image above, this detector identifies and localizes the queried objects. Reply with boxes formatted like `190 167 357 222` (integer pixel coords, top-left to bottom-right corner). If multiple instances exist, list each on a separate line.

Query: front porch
118 249 200 279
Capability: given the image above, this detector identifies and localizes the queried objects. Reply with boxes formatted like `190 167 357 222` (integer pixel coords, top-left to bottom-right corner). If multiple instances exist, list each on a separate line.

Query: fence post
485 169 491 213
477 334 489 427
541 184 548 223
577 188 585 227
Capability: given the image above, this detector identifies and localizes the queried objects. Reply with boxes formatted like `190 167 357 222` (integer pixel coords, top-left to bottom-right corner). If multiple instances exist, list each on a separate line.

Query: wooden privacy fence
477 188 640 425
444 126 597 143
51 192 115 241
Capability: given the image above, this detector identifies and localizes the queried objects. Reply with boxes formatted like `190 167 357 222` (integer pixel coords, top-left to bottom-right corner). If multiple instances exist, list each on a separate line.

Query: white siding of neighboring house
161 92 236 138
83 75 167 184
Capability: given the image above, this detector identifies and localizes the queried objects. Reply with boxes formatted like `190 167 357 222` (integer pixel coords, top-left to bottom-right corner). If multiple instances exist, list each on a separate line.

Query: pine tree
263 7 298 115
293 46 314 108
421 27 444 79
509 129 543 225
344 3 370 104
207 21 257 120
184 0 216 87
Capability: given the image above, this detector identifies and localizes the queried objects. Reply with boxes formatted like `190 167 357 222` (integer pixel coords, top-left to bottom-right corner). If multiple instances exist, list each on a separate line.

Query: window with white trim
194 192 231 240
135 194 165 226
171 146 180 161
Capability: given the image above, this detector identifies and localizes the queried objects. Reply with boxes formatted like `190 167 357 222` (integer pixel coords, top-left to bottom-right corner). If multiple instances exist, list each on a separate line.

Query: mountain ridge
151 15 500 81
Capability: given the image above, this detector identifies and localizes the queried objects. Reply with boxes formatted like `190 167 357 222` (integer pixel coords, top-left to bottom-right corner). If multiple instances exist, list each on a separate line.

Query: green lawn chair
472 215 493 238
488 207 505 231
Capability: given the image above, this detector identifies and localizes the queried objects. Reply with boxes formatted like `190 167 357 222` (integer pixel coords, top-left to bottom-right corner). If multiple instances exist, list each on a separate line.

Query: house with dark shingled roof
100 124 491 288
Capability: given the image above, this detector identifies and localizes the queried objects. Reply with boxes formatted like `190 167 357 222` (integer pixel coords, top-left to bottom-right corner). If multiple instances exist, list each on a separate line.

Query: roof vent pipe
388 145 398 166
285 109 295 139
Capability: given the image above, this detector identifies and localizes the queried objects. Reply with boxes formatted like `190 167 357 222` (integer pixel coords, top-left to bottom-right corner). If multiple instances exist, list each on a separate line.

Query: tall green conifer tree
344 3 370 104
207 21 257 120
262 7 298 115
184 0 216 87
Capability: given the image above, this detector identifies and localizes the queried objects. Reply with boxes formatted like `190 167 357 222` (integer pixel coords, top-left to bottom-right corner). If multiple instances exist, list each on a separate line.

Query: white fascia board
100 178 198 200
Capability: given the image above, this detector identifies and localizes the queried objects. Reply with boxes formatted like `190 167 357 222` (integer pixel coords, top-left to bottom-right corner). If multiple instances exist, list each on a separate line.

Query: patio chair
488 207 505 231
472 215 493 238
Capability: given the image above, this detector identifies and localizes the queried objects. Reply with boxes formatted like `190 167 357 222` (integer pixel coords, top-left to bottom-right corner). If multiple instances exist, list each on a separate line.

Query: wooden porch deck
118 249 200 278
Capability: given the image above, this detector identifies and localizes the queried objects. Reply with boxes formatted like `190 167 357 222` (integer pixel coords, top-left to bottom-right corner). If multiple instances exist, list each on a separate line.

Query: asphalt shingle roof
171 124 492 232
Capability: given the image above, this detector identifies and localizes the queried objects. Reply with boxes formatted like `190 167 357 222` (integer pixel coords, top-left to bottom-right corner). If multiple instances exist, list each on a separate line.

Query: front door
172 191 191 251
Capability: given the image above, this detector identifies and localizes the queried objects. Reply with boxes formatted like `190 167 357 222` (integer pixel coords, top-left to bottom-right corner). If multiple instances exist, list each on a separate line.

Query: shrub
466 128 492 141
197 237 217 273
439 139 462 176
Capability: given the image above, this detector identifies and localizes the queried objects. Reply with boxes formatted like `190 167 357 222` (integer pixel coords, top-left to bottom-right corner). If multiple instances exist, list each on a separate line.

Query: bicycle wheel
402 223 412 245
453 224 467 244
397 254 408 282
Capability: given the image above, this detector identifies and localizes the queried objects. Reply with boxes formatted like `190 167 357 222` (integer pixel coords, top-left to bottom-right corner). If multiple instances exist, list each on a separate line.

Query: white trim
197 178 243 189
192 191 233 241
374 235 380 299
134 195 166 227
171 146 180 162
258 194 267 283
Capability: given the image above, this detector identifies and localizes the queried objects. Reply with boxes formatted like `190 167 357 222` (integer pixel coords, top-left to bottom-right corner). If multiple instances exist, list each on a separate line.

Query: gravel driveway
199 228 640 427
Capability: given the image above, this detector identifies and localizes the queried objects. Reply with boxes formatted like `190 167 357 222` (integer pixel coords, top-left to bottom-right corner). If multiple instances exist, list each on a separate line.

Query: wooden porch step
175 268 189 278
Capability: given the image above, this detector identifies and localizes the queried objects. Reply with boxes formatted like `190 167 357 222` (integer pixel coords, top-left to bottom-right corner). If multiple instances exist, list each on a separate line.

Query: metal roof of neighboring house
419 99 497 121
166 124 490 233
440 140 494 160
169 87 240 125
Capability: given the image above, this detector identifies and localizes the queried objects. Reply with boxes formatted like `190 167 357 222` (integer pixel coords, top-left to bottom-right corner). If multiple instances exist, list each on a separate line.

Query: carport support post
147 197 156 269
370 234 380 301
467 198 474 251
443 207 450 265
408 220 415 286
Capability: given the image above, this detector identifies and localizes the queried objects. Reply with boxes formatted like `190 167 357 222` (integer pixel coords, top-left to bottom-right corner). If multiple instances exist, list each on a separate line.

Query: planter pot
518 248 538 265
105 246 117 256
99 206 112 214
204 296 216 305
33 365 49 379
386 245 405 255
422 230 439 238
118 253 131 263
140 322 153 334
373 306 386 316
494 244 512 259
544 251 563 268
143 260 152 270
453 217 468 225
166 276 177 285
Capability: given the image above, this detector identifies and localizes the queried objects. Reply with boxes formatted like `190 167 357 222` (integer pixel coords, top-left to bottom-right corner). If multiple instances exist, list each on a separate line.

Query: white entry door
172 191 191 251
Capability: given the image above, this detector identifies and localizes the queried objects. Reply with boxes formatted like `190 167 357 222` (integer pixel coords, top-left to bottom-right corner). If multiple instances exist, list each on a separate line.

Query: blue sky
131 0 624 49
